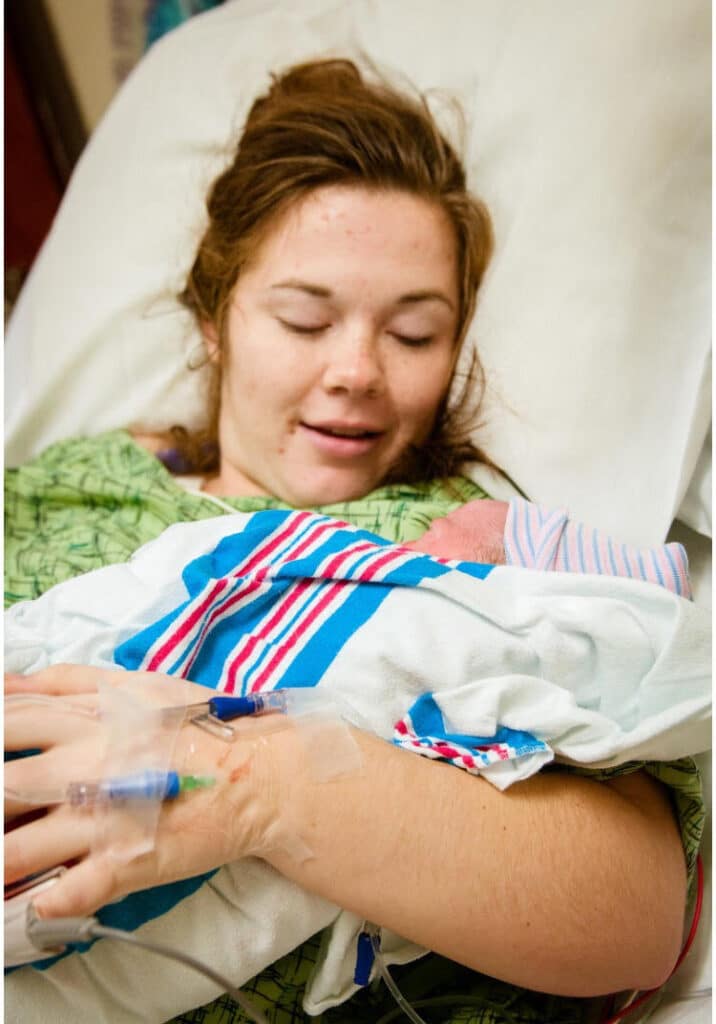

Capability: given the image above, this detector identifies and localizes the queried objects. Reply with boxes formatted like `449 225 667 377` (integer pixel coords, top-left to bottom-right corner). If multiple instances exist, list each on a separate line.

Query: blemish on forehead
310 189 372 225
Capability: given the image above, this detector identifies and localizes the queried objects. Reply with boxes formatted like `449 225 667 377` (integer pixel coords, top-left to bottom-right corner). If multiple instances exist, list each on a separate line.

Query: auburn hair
176 58 495 484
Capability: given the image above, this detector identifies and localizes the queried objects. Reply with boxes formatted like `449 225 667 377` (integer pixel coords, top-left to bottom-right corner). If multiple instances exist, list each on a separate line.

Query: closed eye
391 333 434 348
277 318 328 336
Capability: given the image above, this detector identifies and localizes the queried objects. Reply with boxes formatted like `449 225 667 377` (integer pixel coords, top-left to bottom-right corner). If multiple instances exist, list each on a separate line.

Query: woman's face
206 185 460 506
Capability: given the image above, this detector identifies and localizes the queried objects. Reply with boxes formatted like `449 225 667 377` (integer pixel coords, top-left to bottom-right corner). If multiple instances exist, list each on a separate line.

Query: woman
5 59 695 1024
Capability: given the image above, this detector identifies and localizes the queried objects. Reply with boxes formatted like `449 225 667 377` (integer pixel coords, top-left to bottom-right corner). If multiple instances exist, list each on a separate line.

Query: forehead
243 185 459 298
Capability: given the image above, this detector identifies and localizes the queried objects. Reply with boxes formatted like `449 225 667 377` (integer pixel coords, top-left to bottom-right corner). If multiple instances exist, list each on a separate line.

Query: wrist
169 713 286 862
222 718 293 860
258 712 367 868
225 712 347 864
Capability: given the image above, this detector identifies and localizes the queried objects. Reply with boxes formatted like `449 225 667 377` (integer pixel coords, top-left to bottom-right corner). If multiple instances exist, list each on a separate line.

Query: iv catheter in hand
165 688 327 740
5 770 216 809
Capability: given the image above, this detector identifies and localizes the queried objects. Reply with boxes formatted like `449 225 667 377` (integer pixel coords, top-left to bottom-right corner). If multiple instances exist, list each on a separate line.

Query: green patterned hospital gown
5 431 704 1024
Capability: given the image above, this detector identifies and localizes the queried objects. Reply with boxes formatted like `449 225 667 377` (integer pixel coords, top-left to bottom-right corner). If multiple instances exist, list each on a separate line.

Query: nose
321 330 385 398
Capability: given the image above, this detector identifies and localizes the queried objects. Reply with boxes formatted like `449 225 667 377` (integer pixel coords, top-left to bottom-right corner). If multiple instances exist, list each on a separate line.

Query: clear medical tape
283 693 365 784
187 687 367 783
184 689 366 864
5 684 367 869
90 677 186 863
5 679 188 864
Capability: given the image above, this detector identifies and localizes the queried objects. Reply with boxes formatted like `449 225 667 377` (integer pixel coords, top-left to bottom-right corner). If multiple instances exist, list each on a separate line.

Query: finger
5 748 60 819
4 786 60 822
6 667 217 718
5 743 108 819
4 805 93 886
32 853 127 920
5 664 118 696
4 696 100 751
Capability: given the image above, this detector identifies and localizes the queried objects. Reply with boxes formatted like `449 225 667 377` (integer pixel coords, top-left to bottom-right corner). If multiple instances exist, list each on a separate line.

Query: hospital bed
4 1 711 1021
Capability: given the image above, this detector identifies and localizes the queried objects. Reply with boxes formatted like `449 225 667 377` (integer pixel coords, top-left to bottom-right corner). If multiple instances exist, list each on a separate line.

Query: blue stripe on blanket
447 560 494 580
15 512 498 973
393 693 549 772
405 693 543 754
115 511 493 692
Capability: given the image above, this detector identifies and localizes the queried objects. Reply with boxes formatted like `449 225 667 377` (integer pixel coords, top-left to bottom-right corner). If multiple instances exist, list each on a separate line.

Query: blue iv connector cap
210 695 261 720
105 770 180 801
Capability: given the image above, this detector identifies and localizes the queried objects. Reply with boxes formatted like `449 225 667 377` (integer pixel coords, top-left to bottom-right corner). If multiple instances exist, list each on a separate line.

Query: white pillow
5 0 711 550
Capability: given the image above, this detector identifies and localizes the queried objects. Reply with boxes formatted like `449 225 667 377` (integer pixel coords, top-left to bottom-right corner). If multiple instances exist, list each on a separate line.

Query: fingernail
31 897 48 918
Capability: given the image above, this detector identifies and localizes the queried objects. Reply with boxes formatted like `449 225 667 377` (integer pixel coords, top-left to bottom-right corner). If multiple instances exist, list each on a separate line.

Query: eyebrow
396 290 455 311
271 280 332 298
271 279 455 311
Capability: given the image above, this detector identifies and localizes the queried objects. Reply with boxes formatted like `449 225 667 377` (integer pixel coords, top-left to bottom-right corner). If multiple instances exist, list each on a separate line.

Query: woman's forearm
4 669 688 999
264 727 687 997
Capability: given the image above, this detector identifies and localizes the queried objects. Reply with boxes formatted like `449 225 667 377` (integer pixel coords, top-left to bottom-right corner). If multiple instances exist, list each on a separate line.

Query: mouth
304 421 383 439
300 421 386 456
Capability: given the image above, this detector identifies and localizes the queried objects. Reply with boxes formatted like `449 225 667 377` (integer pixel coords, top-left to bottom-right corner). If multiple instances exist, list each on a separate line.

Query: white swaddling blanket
5 510 711 1022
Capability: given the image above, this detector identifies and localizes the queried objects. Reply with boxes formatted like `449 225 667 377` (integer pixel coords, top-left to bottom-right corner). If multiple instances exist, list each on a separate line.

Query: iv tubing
367 925 430 1024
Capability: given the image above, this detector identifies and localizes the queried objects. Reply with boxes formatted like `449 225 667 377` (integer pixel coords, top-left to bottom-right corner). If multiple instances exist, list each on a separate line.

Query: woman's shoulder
8 429 162 475
4 429 199 607
5 430 175 510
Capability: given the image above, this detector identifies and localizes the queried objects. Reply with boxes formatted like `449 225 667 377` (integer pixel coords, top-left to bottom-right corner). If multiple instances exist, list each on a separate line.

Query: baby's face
408 500 508 563
208 184 460 505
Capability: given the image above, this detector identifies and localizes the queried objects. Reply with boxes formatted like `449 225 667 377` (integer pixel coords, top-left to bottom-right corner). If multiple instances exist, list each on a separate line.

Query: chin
284 471 380 508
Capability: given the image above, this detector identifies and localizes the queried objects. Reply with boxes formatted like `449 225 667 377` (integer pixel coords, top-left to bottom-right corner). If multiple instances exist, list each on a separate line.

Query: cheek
224 336 305 406
395 352 453 431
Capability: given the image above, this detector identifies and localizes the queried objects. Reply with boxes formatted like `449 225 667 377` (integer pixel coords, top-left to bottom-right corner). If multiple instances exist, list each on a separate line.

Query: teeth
321 427 373 437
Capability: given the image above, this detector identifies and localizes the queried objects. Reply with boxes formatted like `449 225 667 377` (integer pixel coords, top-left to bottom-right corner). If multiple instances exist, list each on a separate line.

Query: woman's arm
6 668 687 999
264 725 687 998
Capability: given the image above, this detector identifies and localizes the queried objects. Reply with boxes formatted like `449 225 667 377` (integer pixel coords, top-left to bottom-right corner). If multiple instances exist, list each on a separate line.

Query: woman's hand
5 666 287 920
405 498 508 563
6 665 688 996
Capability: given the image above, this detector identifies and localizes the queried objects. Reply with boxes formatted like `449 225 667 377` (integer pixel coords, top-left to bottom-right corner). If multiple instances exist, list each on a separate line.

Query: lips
300 420 386 457
304 421 383 439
